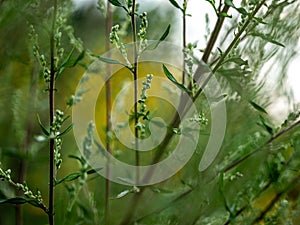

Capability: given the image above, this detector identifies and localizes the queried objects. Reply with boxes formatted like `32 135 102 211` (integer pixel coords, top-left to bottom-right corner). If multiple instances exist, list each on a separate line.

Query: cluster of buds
138 12 148 51
110 25 131 66
136 74 153 138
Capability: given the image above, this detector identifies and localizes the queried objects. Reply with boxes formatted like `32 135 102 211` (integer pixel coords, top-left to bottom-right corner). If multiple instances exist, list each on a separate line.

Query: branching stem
49 0 58 224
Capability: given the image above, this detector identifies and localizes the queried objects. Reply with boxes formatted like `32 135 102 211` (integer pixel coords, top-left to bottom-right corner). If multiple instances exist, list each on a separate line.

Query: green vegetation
0 0 300 224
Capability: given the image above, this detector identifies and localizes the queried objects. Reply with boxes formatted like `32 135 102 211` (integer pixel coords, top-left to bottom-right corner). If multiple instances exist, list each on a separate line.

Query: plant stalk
49 0 58 224
104 1 112 224
130 0 140 184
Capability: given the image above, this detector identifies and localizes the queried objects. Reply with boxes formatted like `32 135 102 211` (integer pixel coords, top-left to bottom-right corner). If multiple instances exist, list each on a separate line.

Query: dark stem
104 2 112 225
131 0 140 184
182 0 187 85
49 0 57 224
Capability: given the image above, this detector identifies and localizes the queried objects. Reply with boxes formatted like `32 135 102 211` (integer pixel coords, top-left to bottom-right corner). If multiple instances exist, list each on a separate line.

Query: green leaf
37 114 49 136
107 0 128 12
57 124 73 137
219 12 232 18
55 172 81 185
169 0 184 13
108 0 122 7
144 25 171 51
68 155 85 164
249 101 268 114
251 32 285 47
225 0 248 15
258 115 274 135
69 50 85 67
98 56 129 67
162 64 192 94
0 197 27 205
224 0 234 7
159 24 171 42
87 168 102 174
221 57 248 67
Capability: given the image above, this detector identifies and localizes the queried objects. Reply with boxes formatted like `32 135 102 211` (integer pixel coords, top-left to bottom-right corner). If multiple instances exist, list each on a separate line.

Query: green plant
0 0 300 225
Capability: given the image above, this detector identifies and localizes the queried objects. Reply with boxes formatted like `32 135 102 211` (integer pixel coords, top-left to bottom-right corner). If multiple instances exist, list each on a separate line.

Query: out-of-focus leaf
258 115 274 135
144 25 171 51
251 32 285 47
0 197 27 204
249 101 268 114
37 114 49 136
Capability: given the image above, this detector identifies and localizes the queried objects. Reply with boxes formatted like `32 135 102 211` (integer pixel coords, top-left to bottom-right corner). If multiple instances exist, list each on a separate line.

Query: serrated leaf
37 114 49 136
162 64 192 94
249 101 268 114
55 172 81 185
144 25 171 51
169 0 184 13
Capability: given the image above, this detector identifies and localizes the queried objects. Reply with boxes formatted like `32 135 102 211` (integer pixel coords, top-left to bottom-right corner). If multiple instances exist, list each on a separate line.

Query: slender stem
182 0 187 85
49 0 58 224
16 63 38 225
130 0 140 184
188 3 229 90
202 5 230 64
104 2 112 225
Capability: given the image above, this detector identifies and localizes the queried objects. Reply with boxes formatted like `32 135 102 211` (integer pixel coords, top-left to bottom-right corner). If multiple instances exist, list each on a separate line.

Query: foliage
0 0 300 225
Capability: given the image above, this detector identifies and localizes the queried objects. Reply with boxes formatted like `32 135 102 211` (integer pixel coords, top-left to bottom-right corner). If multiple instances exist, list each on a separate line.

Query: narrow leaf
162 64 192 94
87 168 102 174
108 0 122 7
68 155 85 164
57 124 73 137
115 189 131 199
251 32 285 47
169 0 184 13
159 24 171 42
144 25 171 51
37 114 49 136
98 56 128 67
249 101 268 114
55 172 81 185
0 197 27 205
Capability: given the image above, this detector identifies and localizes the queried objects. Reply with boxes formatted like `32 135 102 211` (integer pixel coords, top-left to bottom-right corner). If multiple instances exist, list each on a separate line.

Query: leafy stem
130 0 140 185
49 0 58 224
